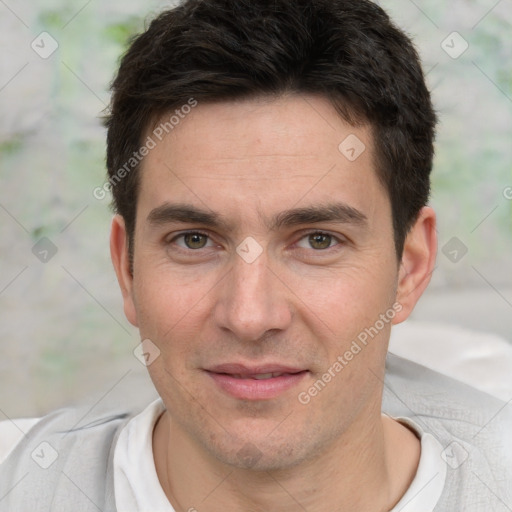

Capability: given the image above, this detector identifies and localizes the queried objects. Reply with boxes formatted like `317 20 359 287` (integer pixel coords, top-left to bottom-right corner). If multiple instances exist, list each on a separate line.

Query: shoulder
0 417 41 463
383 352 511 428
384 353 512 508
0 405 138 511
0 404 136 469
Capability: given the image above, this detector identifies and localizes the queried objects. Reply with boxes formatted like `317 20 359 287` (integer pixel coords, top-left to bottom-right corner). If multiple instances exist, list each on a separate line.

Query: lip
208 363 306 375
205 363 308 401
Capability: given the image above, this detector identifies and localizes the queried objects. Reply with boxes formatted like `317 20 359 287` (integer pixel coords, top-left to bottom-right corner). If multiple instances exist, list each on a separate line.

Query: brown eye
183 233 209 249
308 233 333 250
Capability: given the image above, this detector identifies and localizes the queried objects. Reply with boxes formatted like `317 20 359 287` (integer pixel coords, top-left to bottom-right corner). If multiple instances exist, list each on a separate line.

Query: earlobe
110 215 139 327
392 207 437 325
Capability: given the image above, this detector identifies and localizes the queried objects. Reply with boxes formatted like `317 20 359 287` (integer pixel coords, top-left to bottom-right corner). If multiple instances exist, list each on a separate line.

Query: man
1 0 510 510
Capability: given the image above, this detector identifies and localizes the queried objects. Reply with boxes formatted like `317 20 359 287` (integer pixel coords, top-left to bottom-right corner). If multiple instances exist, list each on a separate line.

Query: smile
230 372 290 380
205 364 309 400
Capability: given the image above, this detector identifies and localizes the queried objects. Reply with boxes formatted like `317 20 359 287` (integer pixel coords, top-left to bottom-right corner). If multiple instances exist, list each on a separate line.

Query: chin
222 444 302 472
201 426 323 473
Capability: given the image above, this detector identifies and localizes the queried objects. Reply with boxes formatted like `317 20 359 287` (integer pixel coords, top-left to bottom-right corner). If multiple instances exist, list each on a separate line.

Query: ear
110 215 138 327
392 207 437 325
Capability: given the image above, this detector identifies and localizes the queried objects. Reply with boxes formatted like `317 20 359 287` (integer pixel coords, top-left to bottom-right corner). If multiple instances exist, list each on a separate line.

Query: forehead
137 94 388 228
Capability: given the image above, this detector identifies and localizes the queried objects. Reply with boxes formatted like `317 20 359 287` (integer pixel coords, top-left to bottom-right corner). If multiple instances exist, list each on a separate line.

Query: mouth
204 364 309 400
229 372 295 380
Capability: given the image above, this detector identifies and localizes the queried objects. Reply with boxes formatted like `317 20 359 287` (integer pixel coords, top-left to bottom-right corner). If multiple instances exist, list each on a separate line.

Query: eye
170 231 213 250
296 231 342 251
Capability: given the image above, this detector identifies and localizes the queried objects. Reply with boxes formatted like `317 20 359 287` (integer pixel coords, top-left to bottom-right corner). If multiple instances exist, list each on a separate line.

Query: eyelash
166 230 345 253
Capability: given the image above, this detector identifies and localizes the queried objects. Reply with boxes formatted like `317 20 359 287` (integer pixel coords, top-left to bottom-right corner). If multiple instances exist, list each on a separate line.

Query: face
112 94 433 471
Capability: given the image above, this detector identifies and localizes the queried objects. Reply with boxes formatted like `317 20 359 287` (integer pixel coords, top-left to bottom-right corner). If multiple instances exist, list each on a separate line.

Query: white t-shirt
0 400 446 511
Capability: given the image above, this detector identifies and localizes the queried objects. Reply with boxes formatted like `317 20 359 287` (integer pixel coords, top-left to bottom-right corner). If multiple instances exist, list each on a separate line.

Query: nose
212 248 292 342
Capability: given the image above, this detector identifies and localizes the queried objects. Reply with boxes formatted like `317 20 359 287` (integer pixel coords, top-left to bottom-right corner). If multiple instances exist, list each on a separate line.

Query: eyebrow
146 202 368 231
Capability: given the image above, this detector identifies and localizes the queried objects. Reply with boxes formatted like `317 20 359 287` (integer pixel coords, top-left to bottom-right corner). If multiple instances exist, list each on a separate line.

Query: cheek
133 271 207 401
132 259 215 338
295 261 397 339
131 296 206 394
296 264 397 407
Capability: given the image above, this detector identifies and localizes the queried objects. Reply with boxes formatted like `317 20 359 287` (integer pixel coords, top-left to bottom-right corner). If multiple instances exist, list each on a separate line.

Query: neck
153 408 420 512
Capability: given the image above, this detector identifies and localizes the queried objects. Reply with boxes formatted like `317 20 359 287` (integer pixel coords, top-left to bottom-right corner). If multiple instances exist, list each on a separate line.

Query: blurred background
0 0 511 418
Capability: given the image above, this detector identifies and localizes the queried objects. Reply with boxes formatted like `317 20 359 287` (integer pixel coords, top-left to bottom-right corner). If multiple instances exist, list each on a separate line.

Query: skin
111 93 437 512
